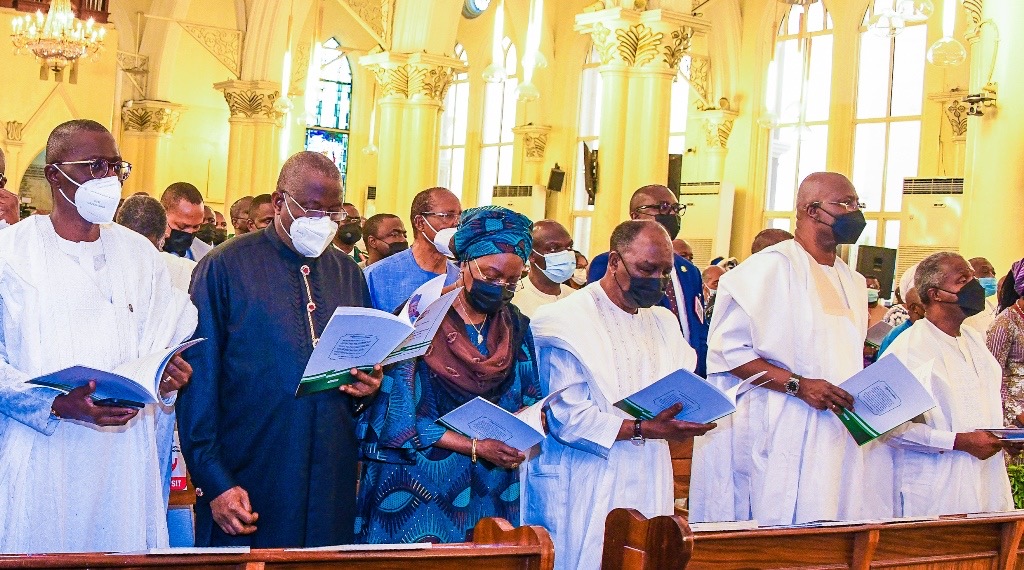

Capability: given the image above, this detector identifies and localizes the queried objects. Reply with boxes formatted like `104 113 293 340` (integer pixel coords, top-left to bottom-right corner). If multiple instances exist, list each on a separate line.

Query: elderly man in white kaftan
690 173 893 525
885 253 1016 516
0 120 196 553
524 221 714 570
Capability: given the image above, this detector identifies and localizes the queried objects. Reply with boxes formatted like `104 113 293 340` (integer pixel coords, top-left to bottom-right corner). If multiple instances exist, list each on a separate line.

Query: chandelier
11 0 106 82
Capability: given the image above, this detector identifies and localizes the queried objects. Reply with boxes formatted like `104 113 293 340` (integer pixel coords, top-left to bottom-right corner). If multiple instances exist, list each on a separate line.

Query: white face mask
867 288 880 304
422 218 457 258
282 200 338 258
571 267 588 286
55 168 121 225
534 249 577 284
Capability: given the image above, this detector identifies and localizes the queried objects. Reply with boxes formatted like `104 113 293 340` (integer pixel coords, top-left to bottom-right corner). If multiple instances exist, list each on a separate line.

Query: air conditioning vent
367 186 377 200
492 185 535 198
491 185 547 220
678 182 722 196
902 177 964 195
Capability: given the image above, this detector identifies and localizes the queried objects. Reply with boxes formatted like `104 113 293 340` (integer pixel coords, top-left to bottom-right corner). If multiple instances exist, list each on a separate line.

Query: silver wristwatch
784 374 801 397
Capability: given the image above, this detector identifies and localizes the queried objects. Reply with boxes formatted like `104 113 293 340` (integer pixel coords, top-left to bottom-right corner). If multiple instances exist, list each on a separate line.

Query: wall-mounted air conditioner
897 177 964 282
677 181 736 268
492 185 547 221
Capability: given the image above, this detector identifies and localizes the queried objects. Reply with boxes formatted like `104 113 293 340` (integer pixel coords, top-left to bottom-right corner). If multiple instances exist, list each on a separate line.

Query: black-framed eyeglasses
419 211 462 223
50 159 132 182
470 259 519 292
285 193 348 222
813 200 865 213
635 202 686 216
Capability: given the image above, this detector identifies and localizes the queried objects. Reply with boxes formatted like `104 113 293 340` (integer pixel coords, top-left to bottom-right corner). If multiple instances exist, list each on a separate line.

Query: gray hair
915 252 964 304
116 195 166 243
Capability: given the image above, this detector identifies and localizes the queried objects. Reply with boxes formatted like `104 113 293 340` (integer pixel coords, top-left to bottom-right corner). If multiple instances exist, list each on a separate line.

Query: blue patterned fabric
354 307 541 543
451 206 533 263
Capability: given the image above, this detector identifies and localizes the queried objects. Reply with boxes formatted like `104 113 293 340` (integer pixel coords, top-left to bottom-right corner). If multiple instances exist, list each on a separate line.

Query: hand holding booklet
436 389 568 452
28 339 205 408
836 354 937 445
295 288 462 396
614 369 768 425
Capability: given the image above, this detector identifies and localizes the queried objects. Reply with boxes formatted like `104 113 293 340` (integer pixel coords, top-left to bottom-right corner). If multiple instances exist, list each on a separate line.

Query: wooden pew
602 508 1024 570
0 517 554 570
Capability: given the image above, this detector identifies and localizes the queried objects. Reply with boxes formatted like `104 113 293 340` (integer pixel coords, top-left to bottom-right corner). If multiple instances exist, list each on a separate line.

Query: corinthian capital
214 80 281 122
360 52 467 103
121 101 185 135
575 7 708 72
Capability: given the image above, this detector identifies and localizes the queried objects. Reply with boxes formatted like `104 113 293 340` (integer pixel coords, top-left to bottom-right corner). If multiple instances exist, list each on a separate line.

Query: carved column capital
694 107 738 150
512 125 552 162
121 100 186 135
360 52 466 104
214 80 282 123
929 89 969 142
575 7 709 73
4 121 24 143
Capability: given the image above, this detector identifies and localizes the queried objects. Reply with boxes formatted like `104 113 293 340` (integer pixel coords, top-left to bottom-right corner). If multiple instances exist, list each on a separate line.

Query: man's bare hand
643 403 717 442
797 377 855 414
0 189 19 226
341 364 383 398
954 430 1004 460
210 486 259 536
159 354 193 397
51 381 139 426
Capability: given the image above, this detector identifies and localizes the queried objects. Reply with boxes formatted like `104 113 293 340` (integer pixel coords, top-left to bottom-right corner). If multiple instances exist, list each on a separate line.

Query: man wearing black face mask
361 213 408 267
587 184 708 376
332 202 369 264
161 182 213 262
883 252 1022 516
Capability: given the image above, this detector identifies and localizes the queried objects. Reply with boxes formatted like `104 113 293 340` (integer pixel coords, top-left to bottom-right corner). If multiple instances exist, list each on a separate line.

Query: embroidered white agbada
0 216 197 553
689 239 894 525
884 318 1014 516
524 283 696 570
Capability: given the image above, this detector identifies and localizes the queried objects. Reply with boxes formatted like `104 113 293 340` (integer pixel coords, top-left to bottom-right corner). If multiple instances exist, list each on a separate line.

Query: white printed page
303 307 414 378
382 287 462 366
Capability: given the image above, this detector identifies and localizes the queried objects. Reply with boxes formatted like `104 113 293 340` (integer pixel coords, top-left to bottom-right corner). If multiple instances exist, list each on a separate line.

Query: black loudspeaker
547 164 565 192
667 154 683 198
855 245 897 298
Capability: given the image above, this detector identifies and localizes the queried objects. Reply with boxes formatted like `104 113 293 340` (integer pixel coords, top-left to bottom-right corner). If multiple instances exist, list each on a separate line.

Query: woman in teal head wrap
355 206 542 543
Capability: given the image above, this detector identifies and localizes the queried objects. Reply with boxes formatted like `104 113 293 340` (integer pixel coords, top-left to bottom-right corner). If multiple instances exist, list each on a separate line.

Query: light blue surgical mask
867 288 880 304
979 276 998 297
533 249 577 284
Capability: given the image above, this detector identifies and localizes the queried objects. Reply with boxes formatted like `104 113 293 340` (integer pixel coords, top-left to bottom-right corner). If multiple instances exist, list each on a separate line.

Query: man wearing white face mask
178 151 383 548
513 220 576 318
363 186 461 313
0 120 197 552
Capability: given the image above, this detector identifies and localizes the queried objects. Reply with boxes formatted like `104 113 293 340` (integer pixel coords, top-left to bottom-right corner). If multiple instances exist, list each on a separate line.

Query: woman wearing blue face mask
512 219 577 318
355 206 542 544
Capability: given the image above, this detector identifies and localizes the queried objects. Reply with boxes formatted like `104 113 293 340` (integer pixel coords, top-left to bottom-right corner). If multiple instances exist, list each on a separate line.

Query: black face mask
194 223 217 246
466 279 514 315
385 241 409 257
336 223 362 246
945 279 987 318
212 228 228 245
614 256 668 309
654 214 681 240
163 228 196 256
827 209 867 245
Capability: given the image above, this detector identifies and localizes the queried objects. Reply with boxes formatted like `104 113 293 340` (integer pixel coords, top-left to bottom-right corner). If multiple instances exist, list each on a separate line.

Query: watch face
463 0 490 18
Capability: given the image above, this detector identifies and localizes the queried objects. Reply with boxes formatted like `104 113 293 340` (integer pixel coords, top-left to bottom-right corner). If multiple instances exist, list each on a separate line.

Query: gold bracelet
471 438 478 463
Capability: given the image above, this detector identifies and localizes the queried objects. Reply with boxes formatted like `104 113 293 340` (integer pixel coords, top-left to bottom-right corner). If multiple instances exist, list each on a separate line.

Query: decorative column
360 52 465 215
214 80 282 209
511 124 551 187
120 101 185 196
2 121 25 193
694 102 738 182
927 90 968 176
576 7 709 254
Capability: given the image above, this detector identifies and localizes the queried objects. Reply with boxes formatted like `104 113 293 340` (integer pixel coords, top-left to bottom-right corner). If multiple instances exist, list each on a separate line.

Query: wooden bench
0 518 553 570
602 508 1024 570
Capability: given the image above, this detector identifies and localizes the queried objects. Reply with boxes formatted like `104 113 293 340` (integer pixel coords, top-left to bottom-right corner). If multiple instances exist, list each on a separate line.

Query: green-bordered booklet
613 370 768 425
837 354 936 445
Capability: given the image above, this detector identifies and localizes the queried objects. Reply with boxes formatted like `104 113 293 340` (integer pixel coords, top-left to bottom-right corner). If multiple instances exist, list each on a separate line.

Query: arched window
305 37 352 183
477 37 517 206
438 44 470 199
669 54 693 157
571 45 602 256
851 0 927 249
763 2 833 231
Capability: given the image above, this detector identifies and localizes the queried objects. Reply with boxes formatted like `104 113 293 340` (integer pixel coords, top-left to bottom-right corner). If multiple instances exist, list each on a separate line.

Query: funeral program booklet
437 390 568 452
865 320 894 349
28 338 206 408
295 288 462 397
614 369 767 425
837 354 937 445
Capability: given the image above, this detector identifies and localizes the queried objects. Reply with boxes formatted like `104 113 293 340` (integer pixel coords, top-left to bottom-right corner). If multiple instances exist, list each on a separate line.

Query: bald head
702 265 725 288
673 239 693 261
277 151 342 200
751 228 794 254
533 219 571 248
796 172 856 209
968 257 995 279
629 184 675 213
46 119 112 164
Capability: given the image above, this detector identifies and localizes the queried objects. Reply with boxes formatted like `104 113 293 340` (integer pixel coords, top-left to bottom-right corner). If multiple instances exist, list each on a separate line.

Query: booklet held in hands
614 369 767 425
436 390 567 452
837 354 937 445
28 339 205 408
295 288 461 397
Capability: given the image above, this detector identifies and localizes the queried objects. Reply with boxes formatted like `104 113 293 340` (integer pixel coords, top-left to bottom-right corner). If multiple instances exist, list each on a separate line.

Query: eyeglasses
634 202 686 216
50 159 132 182
814 200 865 212
285 193 348 222
420 211 462 223
471 259 519 292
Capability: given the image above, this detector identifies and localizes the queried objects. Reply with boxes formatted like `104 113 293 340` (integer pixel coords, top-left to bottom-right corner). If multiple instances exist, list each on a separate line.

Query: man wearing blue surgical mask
513 219 575 318
965 256 999 333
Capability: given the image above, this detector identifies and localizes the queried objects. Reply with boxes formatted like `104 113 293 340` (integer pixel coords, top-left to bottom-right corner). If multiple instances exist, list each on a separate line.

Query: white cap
899 262 919 297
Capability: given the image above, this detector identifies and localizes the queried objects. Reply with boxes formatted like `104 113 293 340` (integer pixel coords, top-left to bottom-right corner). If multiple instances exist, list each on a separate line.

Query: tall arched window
669 54 693 157
305 37 353 183
572 45 602 256
851 0 927 249
477 37 517 206
763 2 833 231
438 44 470 198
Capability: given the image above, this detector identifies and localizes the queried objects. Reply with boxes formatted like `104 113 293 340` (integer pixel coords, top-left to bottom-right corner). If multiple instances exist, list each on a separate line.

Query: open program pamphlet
295 288 461 396
437 390 567 452
614 370 768 424
28 339 205 409
837 354 937 445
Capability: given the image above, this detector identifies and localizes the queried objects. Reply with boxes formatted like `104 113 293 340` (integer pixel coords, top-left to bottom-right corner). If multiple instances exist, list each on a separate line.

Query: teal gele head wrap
452 206 533 263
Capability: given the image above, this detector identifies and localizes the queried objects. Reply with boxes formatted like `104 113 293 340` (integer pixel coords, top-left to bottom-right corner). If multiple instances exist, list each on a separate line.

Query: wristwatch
631 419 645 446
784 374 801 397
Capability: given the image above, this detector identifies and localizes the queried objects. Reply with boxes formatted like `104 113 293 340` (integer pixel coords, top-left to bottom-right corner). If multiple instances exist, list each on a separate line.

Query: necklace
458 295 487 344
300 264 319 347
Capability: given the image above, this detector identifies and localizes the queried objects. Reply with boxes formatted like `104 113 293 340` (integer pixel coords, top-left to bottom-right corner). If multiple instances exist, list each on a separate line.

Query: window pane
574 141 596 210
884 219 900 250
501 78 518 143
482 83 504 144
891 24 927 117
439 90 456 147
805 34 833 122
768 217 793 232
856 32 891 120
856 219 879 247
668 135 686 155
767 127 799 211
573 216 593 258
450 148 466 199
579 68 603 138
852 122 886 211
884 120 920 212
478 146 499 206
670 73 689 134
438 148 453 188
773 39 803 121
453 82 469 145
305 129 349 182
797 125 828 183
497 144 513 186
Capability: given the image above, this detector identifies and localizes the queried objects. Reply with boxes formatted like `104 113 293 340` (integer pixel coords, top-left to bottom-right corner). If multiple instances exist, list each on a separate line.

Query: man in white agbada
690 172 893 525
885 252 1019 516
0 120 197 553
524 220 715 570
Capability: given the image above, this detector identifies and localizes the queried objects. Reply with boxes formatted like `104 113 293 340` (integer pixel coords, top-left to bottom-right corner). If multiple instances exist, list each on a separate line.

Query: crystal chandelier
11 0 106 82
